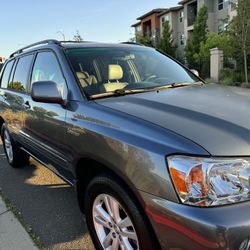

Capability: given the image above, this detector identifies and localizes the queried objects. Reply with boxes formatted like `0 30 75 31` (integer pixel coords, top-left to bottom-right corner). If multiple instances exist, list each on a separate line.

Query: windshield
66 47 200 98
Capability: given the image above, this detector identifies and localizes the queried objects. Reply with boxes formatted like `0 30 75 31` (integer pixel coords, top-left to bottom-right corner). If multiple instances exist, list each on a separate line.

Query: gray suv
0 40 250 250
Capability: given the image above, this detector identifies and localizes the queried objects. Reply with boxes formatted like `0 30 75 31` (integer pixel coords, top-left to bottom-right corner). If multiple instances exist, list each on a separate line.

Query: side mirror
31 81 63 104
190 69 199 77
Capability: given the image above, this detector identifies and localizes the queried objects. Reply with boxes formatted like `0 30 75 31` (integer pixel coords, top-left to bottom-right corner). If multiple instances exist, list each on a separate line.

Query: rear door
0 59 16 127
23 51 72 180
0 54 34 144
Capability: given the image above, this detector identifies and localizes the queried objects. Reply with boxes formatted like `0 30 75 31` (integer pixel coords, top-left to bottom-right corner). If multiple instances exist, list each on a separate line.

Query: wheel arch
75 156 161 249
75 157 141 212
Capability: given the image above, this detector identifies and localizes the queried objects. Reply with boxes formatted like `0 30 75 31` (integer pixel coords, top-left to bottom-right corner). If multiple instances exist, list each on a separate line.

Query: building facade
180 0 237 40
158 6 185 59
131 9 167 47
132 0 237 59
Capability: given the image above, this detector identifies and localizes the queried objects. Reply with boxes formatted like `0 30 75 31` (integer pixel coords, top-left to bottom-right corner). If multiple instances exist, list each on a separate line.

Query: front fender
64 101 210 202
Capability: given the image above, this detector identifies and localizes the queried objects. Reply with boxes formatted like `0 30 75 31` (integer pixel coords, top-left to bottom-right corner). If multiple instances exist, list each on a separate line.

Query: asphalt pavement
0 140 94 250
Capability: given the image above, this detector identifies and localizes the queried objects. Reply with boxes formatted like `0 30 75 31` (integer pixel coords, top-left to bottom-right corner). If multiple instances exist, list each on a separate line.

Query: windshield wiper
163 81 203 89
89 88 148 99
89 81 203 100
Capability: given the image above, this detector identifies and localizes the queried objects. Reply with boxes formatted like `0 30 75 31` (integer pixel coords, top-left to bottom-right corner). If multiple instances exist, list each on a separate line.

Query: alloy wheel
92 194 139 250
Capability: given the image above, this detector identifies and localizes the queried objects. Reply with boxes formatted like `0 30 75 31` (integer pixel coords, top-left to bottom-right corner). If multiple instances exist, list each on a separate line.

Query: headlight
168 156 250 207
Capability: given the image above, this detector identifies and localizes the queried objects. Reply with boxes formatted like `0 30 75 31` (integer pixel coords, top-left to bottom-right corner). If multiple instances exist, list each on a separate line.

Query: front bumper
140 191 250 250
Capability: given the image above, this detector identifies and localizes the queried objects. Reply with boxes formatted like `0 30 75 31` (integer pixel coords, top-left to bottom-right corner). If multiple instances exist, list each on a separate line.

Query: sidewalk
0 196 38 250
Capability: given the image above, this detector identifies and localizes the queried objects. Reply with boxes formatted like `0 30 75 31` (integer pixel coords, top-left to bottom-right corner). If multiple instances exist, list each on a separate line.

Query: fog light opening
239 238 250 250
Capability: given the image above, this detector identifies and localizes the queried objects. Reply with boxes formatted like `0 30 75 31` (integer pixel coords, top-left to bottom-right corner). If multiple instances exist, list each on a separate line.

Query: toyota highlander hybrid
0 40 250 250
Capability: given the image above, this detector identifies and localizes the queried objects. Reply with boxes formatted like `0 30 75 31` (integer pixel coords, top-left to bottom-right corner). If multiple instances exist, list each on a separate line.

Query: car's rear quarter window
0 60 15 88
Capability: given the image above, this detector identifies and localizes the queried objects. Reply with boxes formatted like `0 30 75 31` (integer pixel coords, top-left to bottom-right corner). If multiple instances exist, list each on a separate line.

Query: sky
0 0 179 58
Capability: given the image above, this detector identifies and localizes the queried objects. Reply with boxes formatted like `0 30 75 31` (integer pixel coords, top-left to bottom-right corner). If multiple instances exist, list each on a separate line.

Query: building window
180 34 185 45
218 0 229 10
187 2 197 26
162 15 169 26
136 26 141 33
218 0 223 10
179 11 184 22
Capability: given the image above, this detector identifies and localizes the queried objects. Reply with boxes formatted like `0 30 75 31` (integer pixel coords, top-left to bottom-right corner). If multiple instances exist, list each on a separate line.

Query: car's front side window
31 51 66 96
66 47 200 98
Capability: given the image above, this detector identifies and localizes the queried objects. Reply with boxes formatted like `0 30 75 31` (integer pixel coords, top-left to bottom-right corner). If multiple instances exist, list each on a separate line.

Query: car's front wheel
1 124 30 168
84 173 158 250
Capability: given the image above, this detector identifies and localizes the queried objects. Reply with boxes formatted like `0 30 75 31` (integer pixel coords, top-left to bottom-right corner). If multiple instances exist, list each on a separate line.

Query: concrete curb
0 196 38 250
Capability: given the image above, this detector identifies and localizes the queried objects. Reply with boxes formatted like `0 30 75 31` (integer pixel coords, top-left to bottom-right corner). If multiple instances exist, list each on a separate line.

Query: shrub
199 33 232 78
219 68 246 86
221 76 234 85
205 78 214 83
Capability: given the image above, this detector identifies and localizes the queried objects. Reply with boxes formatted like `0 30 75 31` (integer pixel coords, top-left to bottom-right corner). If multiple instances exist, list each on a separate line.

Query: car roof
8 40 149 59
61 41 145 48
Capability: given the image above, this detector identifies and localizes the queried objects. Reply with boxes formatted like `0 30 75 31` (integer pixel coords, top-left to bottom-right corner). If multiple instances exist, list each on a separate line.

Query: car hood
97 84 250 156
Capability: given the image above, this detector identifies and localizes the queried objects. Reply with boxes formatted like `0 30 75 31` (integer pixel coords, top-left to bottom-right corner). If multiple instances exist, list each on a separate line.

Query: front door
23 51 72 180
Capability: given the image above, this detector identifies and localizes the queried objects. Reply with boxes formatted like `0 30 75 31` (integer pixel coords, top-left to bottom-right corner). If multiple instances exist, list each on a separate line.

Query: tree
8 81 25 92
185 5 208 73
73 30 84 41
135 33 152 47
159 21 176 57
199 33 232 77
228 0 250 84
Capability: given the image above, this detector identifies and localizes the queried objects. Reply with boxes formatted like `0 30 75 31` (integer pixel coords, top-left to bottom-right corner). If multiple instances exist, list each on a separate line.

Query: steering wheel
142 74 158 82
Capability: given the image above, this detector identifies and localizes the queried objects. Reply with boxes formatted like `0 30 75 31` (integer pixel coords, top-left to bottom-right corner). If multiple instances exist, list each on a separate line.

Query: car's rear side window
9 54 33 92
0 60 15 88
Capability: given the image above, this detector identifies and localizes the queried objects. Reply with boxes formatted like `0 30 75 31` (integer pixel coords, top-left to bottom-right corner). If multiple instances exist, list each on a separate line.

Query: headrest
109 65 123 81
103 83 128 92
76 71 89 79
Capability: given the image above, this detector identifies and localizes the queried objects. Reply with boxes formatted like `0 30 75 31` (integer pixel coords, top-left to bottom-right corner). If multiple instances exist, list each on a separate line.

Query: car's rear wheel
84 173 158 250
1 124 30 168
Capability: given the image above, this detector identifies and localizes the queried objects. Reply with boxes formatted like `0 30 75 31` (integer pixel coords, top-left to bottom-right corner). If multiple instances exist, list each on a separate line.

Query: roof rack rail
10 39 60 58
59 40 89 43
120 42 144 46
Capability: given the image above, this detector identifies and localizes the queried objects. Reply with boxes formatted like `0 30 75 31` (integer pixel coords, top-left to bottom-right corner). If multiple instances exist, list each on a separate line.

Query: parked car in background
0 40 250 250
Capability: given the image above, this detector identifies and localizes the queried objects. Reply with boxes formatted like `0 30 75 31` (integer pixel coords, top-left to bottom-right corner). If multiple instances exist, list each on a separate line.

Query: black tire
1 124 30 168
84 173 159 250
